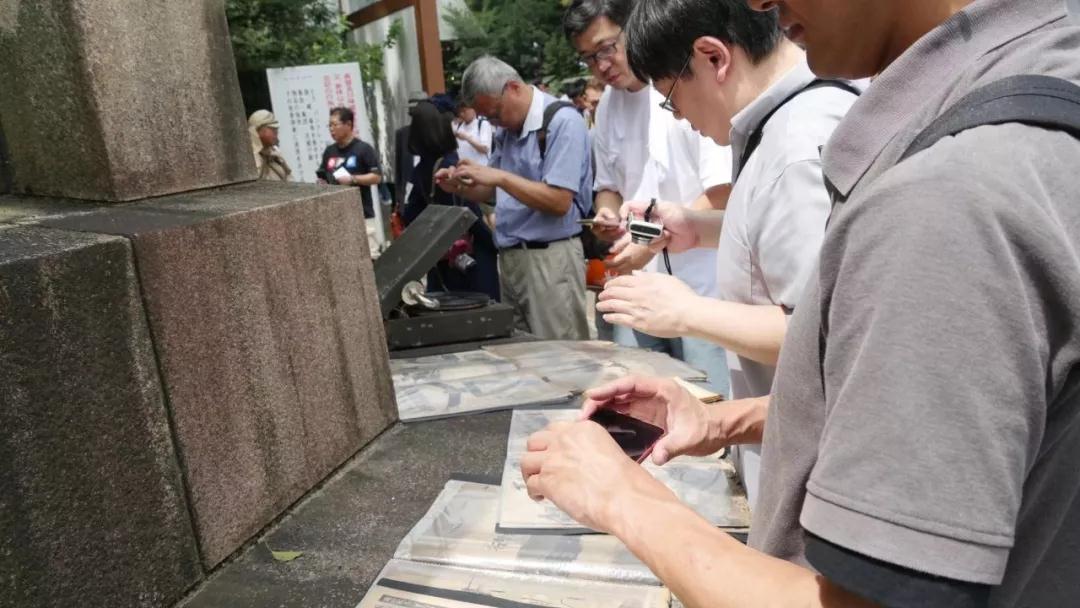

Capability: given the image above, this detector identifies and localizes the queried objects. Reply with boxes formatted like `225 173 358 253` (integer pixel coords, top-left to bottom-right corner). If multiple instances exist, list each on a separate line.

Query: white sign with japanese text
267 63 375 185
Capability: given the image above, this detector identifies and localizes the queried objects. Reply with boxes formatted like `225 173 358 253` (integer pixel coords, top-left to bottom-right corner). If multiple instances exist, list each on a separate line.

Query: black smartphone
589 409 666 463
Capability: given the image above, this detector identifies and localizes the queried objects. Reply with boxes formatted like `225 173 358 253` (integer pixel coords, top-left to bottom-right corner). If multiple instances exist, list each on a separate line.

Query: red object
390 209 405 238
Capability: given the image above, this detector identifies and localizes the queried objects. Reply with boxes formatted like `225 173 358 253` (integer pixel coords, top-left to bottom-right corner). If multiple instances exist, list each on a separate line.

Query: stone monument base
0 182 397 606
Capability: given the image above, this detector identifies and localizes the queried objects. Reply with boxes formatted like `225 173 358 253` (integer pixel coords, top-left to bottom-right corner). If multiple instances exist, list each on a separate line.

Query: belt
499 234 579 251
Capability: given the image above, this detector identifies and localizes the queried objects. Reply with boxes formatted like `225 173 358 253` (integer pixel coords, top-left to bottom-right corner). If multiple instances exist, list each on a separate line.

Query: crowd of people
251 0 1080 604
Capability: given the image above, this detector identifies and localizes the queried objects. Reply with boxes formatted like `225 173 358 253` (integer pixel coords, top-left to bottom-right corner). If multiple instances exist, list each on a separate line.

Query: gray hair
461 56 523 106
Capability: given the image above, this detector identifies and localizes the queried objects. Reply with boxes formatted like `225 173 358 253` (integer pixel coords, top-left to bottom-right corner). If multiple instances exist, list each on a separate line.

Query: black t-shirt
318 139 381 218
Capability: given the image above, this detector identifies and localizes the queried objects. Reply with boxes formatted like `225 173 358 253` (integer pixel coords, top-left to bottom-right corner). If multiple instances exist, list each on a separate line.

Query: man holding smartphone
564 0 733 395
437 56 593 340
523 0 1080 606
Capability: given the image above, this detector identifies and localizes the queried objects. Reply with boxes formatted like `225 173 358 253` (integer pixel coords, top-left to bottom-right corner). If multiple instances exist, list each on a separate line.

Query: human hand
435 167 459 193
520 420 675 534
596 273 699 338
335 173 354 186
621 200 698 253
455 130 468 140
591 207 625 241
454 158 503 188
606 235 656 274
580 375 721 465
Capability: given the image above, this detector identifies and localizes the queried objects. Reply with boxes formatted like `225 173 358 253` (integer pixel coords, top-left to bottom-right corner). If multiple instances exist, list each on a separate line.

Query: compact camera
626 212 664 245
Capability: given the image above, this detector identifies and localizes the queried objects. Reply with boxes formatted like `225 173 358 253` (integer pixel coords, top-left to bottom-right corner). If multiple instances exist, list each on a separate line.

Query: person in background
404 98 500 302
437 56 593 341
453 101 494 167
248 110 291 182
318 107 382 257
564 0 732 395
582 78 604 125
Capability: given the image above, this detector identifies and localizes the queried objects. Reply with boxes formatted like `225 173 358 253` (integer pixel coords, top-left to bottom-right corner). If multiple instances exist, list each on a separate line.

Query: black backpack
899 75 1080 162
538 101 578 160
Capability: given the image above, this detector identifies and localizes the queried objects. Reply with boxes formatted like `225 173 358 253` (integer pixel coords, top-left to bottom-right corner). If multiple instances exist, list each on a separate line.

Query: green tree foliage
443 0 586 92
225 0 402 85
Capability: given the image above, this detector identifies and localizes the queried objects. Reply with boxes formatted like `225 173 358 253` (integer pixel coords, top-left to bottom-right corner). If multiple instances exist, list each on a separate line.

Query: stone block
0 225 202 607
35 182 398 567
0 0 255 201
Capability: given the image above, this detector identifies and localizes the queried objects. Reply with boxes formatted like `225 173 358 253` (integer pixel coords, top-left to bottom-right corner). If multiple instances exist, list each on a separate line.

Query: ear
692 36 733 85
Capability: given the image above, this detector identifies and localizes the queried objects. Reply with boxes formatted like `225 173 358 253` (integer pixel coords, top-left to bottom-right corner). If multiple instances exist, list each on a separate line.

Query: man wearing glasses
563 0 733 396
436 56 593 341
593 0 857 505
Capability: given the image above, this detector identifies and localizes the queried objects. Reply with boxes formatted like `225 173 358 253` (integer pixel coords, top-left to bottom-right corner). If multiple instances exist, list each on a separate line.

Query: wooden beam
346 0 414 28
345 0 446 94
413 0 446 94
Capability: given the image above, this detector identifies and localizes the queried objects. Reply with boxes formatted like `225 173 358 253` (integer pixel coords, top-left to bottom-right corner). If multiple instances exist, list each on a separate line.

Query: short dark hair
625 0 782 83
563 78 587 100
563 0 632 42
330 106 354 125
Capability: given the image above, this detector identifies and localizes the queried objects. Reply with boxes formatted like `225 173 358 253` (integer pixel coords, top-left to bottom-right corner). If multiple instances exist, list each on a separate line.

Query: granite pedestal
0 0 255 201
0 225 202 607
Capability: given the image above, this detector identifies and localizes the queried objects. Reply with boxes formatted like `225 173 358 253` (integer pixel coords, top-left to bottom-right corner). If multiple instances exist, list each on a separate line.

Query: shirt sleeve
591 100 619 193
746 158 830 309
541 109 589 195
695 135 733 191
362 144 381 174
805 534 991 607
801 127 1061 586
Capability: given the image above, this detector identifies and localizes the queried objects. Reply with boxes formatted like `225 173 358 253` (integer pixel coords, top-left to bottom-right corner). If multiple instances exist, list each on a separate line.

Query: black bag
899 75 1080 163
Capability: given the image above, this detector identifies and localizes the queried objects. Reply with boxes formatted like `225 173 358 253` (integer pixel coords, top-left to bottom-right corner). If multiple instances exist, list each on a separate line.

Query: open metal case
374 206 515 351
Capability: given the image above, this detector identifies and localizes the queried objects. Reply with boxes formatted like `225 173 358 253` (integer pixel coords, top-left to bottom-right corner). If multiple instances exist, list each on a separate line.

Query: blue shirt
490 87 593 247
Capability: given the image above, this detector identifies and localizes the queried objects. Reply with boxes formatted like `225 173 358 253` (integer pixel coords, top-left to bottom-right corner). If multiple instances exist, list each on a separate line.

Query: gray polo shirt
749 0 1080 604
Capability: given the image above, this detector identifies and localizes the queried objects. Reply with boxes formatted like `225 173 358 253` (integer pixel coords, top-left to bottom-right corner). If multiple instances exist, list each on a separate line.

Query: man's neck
879 0 976 71
336 136 355 148
513 86 536 134
732 39 804 116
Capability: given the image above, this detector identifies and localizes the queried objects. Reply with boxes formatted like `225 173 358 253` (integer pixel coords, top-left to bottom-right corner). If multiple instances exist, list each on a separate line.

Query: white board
266 63 375 185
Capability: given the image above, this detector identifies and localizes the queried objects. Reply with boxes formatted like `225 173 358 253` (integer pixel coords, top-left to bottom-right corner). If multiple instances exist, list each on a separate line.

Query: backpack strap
899 75 1080 162
737 79 860 179
538 101 578 161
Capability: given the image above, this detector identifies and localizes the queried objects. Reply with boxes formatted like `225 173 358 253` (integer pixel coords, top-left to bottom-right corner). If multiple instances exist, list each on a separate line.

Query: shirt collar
729 59 818 167
822 0 1069 197
518 86 547 136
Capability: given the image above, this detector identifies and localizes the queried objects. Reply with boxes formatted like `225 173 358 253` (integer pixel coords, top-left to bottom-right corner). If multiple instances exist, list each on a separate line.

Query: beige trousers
499 238 589 340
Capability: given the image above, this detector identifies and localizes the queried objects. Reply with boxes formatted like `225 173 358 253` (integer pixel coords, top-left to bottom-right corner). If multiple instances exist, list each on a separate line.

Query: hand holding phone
589 408 666 463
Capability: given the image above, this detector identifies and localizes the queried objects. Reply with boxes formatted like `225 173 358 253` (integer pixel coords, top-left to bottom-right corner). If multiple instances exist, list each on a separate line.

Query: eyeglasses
659 53 693 114
485 83 511 124
581 32 621 67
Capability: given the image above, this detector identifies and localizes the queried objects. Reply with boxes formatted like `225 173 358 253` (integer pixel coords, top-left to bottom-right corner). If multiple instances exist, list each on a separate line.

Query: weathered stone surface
181 411 512 608
0 225 202 607
0 0 255 202
35 182 398 567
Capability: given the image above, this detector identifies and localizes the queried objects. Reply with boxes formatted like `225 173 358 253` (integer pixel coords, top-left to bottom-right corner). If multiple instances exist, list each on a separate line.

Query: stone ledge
0 224 203 606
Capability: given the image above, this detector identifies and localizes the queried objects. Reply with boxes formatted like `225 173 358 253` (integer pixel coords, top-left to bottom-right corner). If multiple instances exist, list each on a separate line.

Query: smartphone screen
589 409 665 463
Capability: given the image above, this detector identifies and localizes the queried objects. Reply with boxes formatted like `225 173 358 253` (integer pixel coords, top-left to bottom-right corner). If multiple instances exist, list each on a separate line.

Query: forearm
683 208 725 249
708 396 769 446
497 171 572 216
596 189 622 215
353 173 381 186
611 491 870 608
681 297 787 365
695 183 732 210
467 138 490 154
